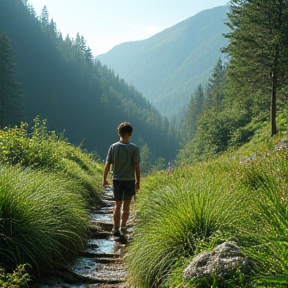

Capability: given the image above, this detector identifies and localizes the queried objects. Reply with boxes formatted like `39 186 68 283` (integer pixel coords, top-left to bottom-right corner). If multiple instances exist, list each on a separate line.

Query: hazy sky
27 0 229 56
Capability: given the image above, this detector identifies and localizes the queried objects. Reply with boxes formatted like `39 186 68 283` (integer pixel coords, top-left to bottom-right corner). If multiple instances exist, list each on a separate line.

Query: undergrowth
0 117 104 283
126 110 288 288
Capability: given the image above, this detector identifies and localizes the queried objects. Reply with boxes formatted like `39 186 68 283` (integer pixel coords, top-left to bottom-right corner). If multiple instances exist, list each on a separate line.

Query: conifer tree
224 0 288 136
140 143 152 174
0 32 23 127
185 84 204 141
204 58 226 112
40 5 49 27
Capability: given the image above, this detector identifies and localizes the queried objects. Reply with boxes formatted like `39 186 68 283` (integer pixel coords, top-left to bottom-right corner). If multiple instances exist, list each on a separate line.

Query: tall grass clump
0 117 103 205
0 165 90 274
125 110 287 288
59 146 103 205
126 160 246 288
237 149 288 286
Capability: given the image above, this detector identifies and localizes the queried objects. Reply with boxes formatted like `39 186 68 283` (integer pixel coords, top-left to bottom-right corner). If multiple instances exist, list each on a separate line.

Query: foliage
0 117 103 205
237 150 288 287
0 0 179 162
140 143 153 175
178 104 251 164
0 264 31 288
228 116 264 148
126 160 246 288
97 5 230 118
126 107 288 287
0 115 104 278
180 0 288 166
0 165 90 274
0 32 23 127
184 84 204 141
223 0 288 136
0 117 62 168
0 118 103 278
204 58 226 112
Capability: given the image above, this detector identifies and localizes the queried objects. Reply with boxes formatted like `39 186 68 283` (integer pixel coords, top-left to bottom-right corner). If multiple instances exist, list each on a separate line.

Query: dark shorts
113 180 135 201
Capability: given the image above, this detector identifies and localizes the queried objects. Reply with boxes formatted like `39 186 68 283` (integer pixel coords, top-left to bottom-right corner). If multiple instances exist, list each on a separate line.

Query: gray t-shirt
106 141 141 181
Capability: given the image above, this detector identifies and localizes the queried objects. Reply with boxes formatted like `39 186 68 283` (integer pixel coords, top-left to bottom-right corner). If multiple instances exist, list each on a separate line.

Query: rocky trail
36 187 132 288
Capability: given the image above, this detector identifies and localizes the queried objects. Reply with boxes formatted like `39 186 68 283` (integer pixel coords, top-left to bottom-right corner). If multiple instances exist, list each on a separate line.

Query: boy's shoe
120 226 127 234
112 229 121 237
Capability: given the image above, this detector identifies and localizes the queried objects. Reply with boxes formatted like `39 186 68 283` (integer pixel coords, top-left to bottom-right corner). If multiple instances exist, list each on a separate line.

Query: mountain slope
97 5 230 117
0 0 179 162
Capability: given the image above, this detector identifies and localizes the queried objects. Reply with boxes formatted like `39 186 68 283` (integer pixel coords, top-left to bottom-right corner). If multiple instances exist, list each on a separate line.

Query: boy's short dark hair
118 122 133 136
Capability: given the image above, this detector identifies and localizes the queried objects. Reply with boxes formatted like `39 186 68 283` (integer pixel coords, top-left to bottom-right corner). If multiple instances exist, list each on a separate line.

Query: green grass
126 160 247 288
0 117 103 206
0 165 90 273
126 109 288 287
0 112 287 287
237 150 288 287
0 117 104 281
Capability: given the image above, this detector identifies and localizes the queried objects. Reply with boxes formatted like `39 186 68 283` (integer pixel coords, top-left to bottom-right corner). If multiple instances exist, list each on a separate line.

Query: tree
0 32 23 127
40 5 49 27
204 58 226 112
223 0 288 136
140 143 152 174
154 157 165 171
0 0 180 162
74 33 86 56
185 84 204 141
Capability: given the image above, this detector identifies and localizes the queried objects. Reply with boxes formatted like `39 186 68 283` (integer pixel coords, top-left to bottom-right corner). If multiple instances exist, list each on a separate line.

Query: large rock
183 241 247 281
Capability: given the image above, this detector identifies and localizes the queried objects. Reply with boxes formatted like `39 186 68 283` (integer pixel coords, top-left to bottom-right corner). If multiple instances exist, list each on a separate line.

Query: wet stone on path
36 187 131 288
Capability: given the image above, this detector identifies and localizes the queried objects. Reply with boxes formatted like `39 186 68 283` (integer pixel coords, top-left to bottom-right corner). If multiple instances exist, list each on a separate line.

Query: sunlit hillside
97 5 230 118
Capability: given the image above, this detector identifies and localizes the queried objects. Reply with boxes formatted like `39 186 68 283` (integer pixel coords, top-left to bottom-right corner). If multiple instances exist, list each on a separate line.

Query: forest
178 0 288 164
1 0 288 287
0 0 179 165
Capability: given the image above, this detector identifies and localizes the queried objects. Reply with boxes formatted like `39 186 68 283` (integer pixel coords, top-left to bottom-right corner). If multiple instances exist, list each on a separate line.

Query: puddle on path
86 238 115 254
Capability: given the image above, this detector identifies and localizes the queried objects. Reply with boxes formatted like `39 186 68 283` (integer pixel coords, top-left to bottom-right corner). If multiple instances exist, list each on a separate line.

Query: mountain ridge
97 5 230 117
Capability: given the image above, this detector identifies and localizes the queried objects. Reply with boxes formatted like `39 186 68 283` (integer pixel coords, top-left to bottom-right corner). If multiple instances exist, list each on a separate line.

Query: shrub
0 117 62 169
0 265 31 288
0 117 103 205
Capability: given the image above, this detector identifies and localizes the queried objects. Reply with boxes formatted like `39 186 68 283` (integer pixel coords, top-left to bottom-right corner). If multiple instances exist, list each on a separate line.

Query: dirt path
36 187 132 288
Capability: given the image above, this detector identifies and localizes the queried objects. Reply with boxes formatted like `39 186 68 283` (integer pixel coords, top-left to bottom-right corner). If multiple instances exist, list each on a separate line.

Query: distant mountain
97 5 230 118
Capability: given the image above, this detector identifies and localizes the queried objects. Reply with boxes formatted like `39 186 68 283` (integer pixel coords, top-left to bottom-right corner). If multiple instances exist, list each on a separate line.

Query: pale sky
27 0 229 57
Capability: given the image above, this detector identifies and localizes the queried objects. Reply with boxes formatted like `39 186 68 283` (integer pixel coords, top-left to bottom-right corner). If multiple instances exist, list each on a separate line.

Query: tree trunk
270 74 277 136
271 41 280 137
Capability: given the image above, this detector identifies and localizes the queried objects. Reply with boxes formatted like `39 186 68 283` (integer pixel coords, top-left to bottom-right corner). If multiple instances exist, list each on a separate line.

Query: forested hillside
178 0 288 165
97 5 229 118
0 0 178 162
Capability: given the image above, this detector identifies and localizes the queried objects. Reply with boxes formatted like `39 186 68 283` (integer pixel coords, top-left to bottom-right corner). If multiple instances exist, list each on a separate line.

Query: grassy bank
0 118 103 285
126 118 288 287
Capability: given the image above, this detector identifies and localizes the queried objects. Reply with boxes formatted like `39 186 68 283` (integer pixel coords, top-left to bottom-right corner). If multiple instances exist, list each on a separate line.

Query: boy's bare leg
121 200 131 228
113 201 122 229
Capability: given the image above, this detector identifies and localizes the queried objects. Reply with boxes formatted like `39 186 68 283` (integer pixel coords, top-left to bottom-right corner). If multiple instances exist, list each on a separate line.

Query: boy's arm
135 162 140 191
102 161 110 187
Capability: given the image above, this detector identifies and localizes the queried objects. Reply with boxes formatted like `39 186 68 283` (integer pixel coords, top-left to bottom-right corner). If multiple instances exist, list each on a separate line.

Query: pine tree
224 0 288 136
204 58 226 112
0 32 24 127
40 5 49 28
140 143 152 174
185 84 204 141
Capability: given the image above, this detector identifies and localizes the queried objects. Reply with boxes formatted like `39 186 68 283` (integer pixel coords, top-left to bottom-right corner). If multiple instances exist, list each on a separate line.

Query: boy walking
102 122 141 236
